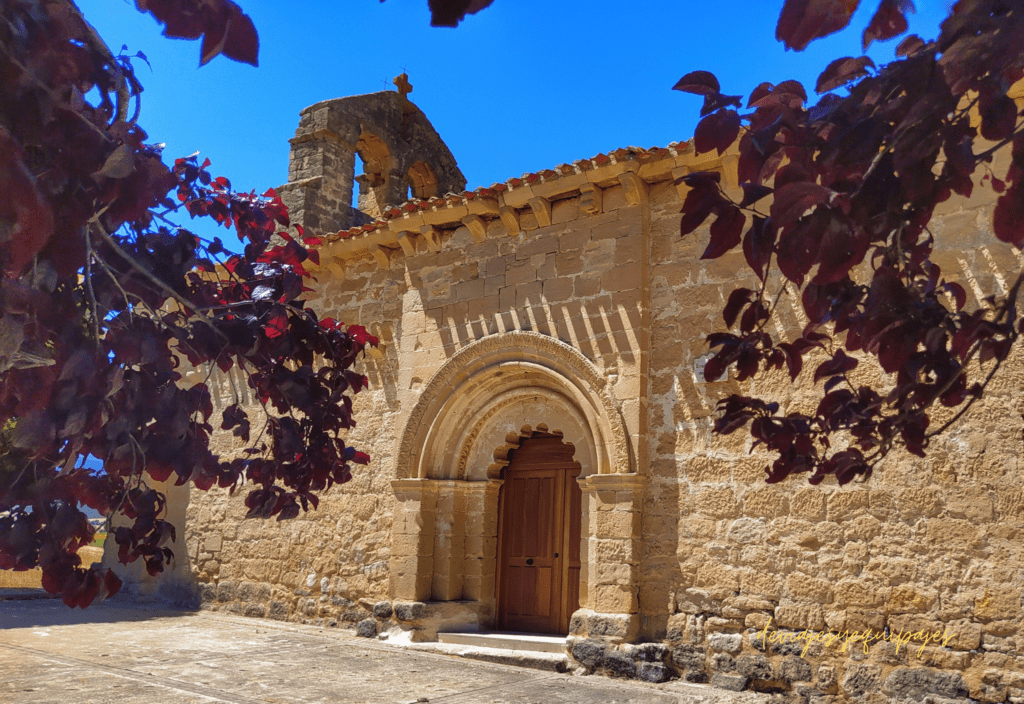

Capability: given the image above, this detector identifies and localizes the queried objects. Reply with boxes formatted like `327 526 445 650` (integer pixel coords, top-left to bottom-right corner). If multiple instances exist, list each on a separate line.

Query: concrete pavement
1 597 772 703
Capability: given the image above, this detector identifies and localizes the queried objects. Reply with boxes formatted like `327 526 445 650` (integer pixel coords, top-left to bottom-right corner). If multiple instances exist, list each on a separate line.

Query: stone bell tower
277 76 466 234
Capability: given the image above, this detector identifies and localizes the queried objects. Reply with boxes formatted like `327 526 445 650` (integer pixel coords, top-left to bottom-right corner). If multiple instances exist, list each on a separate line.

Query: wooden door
497 434 582 634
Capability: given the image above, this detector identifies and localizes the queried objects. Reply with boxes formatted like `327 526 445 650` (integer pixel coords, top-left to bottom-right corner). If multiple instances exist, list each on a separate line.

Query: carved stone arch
389 333 642 635
407 160 439 200
354 131 396 218
394 331 630 481
453 387 594 481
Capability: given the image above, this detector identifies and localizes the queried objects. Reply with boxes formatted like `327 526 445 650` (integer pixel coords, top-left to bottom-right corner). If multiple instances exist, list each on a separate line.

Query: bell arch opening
407 160 439 200
354 132 394 218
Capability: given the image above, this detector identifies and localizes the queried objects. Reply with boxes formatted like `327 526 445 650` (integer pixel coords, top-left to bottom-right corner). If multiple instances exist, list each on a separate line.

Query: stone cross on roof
393 73 413 97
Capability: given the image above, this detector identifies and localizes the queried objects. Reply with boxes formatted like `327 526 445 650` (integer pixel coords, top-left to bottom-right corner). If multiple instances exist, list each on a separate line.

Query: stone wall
184 94 1024 702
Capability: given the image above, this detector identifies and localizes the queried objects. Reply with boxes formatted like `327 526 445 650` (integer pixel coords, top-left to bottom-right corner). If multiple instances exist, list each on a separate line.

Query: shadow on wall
408 278 644 370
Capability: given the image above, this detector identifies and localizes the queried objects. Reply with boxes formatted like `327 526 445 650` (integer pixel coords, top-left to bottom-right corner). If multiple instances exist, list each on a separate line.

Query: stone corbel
671 166 691 201
324 254 346 278
499 206 520 236
419 225 442 253
367 243 392 270
397 231 417 257
528 197 552 228
461 214 488 243
579 184 603 215
720 154 740 189
617 171 648 206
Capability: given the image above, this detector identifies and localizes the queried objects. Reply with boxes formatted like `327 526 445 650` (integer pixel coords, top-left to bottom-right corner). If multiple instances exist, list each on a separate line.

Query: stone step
437 631 568 654
404 640 570 673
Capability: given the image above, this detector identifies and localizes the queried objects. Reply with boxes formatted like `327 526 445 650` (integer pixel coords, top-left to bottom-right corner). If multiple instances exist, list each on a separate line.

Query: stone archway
389 332 644 638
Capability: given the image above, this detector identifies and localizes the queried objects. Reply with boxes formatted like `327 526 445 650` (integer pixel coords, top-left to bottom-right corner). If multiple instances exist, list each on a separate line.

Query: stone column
461 480 502 607
101 474 195 605
431 480 468 601
389 479 438 601
577 473 645 643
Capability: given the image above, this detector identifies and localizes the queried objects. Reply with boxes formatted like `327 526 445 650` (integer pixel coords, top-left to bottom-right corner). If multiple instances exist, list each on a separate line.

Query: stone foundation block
711 673 749 692
637 662 671 683
599 650 637 679
394 601 428 621
570 638 607 668
216 580 236 602
670 643 706 671
356 618 378 638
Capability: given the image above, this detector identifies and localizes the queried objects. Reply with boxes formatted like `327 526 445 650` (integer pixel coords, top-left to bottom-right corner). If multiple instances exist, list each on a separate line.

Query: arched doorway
496 432 582 634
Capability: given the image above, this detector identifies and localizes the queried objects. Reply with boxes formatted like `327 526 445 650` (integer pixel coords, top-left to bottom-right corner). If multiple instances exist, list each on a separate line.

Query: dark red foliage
776 0 862 52
424 0 494 27
0 0 375 605
679 0 1024 485
138 0 260 66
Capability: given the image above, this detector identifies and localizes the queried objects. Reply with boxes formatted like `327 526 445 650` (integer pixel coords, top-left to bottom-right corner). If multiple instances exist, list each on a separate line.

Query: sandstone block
694 486 739 518
833 579 884 608
592 584 638 614
594 562 638 586
790 488 827 521
636 662 670 683
594 510 641 539
711 673 749 692
888 585 937 614
542 276 573 302
781 657 814 683
394 601 428 621
840 663 882 698
785 572 834 604
775 605 825 630
707 632 742 653
742 487 788 518
882 667 970 700
826 490 869 521
975 585 1021 622
816 664 838 693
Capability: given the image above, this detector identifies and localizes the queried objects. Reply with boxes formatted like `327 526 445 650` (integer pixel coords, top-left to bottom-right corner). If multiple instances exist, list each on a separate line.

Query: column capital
580 473 645 493
391 478 441 501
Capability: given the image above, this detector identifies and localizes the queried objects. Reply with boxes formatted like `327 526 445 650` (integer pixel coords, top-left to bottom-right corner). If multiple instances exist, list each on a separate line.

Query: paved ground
0 597 770 704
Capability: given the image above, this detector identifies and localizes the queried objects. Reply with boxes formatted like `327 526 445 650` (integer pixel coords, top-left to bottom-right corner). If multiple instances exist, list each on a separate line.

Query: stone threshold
399 632 571 672
438 631 568 653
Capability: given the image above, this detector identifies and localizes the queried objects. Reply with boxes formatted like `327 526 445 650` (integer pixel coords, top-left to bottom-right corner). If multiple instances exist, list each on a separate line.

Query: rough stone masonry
114 83 1024 703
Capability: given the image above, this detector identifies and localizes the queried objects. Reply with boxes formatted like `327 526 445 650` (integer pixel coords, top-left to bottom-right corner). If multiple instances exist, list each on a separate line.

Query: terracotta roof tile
315 141 693 254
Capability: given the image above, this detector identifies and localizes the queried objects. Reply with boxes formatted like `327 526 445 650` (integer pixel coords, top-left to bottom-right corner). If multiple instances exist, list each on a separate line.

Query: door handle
554 553 559 558
526 558 534 566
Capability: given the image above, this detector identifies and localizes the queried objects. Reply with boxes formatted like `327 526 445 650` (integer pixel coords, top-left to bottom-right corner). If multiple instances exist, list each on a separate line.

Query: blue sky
81 1 951 208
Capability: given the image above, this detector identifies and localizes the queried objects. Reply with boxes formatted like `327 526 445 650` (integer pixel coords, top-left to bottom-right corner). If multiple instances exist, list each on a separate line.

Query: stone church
139 85 1024 700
